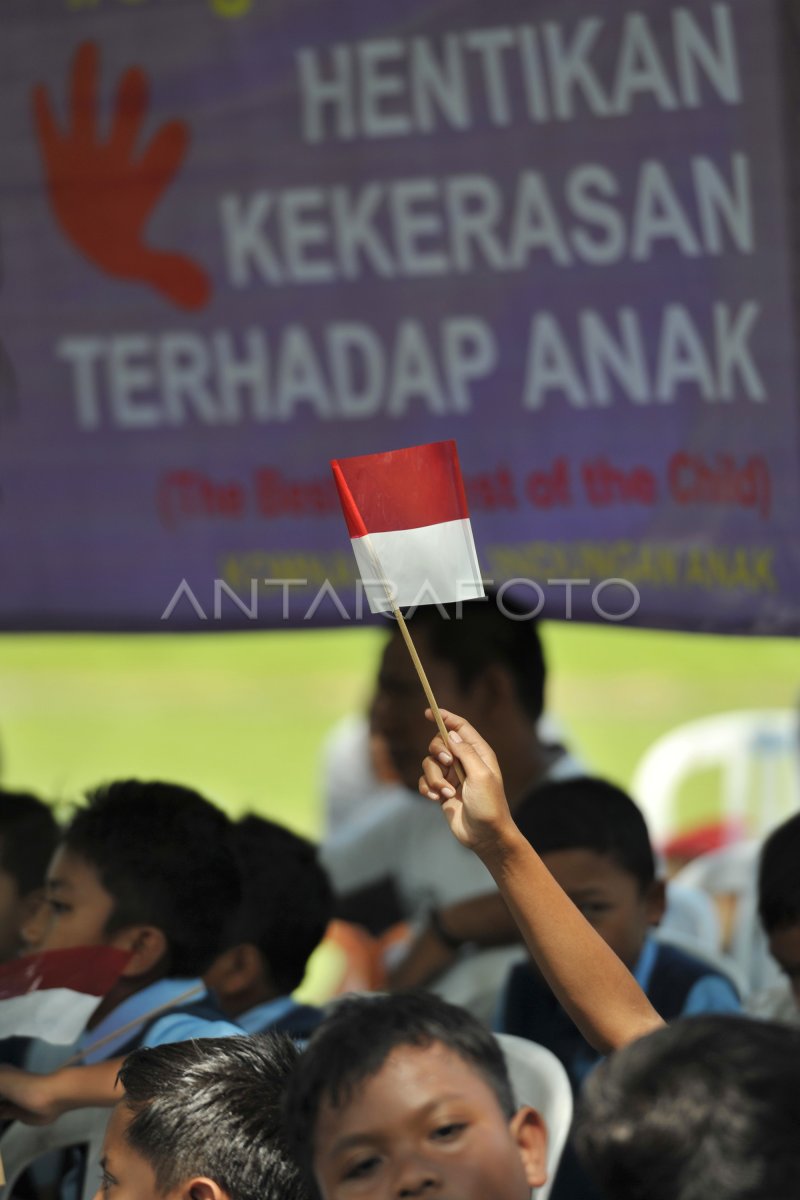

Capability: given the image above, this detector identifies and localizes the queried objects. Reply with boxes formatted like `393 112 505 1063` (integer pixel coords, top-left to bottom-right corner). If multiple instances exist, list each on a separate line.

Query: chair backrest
495 1033 573 1200
0 1106 109 1200
674 841 784 995
661 881 722 954
631 709 799 852
430 944 530 1028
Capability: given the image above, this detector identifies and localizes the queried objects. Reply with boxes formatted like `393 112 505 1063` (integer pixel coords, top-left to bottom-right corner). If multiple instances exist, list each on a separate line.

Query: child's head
514 777 665 968
283 991 547 1200
574 1014 800 1200
759 812 800 1004
103 1034 309 1200
205 814 333 1014
27 780 240 983
0 789 59 961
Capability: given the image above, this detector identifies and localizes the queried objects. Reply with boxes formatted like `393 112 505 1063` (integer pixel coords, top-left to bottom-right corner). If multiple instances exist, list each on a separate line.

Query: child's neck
88 969 164 1028
219 975 284 1020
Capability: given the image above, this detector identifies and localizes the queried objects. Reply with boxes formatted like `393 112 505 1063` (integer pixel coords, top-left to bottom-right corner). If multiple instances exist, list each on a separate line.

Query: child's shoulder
647 938 741 1018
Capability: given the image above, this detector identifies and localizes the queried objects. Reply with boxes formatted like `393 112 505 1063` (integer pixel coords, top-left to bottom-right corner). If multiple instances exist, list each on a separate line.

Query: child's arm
419 708 664 1054
387 891 515 990
0 1059 123 1124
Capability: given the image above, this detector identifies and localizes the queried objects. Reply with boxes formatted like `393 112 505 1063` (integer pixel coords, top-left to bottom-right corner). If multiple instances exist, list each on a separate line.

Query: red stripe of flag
0 945 131 999
331 441 470 537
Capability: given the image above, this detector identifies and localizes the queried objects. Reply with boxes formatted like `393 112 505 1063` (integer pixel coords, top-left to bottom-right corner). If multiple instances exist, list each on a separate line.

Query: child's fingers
426 714 499 777
445 735 496 781
424 708 498 768
419 756 457 801
427 732 454 766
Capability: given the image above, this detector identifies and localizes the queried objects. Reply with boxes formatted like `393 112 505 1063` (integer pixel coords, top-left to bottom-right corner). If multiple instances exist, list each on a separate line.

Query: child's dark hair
575 1015 800 1200
225 815 333 994
283 991 516 1182
63 780 240 976
120 1034 309 1200
759 812 800 934
514 777 656 892
0 790 59 895
404 591 547 721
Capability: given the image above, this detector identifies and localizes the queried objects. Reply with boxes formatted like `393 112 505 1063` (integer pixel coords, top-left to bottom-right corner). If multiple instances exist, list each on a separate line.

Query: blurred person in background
0 789 59 962
205 814 333 1040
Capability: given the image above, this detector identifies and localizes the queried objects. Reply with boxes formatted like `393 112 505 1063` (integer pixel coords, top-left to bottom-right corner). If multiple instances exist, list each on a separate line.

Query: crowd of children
0 601 798 1200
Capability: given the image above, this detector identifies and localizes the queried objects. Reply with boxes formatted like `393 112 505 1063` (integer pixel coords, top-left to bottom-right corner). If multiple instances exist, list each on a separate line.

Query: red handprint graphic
32 42 211 311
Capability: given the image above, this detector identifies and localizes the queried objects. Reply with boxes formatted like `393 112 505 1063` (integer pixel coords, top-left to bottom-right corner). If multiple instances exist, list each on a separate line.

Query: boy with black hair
0 780 242 1121
100 1034 310 1200
0 789 59 962
573 1014 800 1200
283 990 548 1200
748 811 800 1020
497 776 740 1089
205 815 333 1039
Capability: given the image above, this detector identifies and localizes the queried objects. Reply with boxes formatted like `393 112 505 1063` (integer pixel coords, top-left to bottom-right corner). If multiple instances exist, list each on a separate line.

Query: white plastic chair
674 840 783 996
431 945 530 1027
631 709 799 853
0 1106 109 1200
661 881 722 954
495 1033 573 1200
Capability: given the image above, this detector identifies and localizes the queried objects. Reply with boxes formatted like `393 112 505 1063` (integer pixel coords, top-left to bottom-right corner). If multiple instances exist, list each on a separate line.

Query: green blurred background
1 624 796 837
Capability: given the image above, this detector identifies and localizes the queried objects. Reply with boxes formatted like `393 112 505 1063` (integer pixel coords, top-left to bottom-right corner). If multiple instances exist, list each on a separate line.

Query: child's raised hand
418 709 515 855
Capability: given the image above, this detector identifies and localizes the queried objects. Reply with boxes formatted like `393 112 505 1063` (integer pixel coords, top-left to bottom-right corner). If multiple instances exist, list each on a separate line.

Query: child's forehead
385 1038 473 1069
540 845 633 884
333 1040 493 1108
48 844 107 888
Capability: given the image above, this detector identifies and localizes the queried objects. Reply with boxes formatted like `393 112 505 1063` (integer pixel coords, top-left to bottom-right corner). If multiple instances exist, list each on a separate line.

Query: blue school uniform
75 976 241 1062
496 934 740 1089
235 994 324 1040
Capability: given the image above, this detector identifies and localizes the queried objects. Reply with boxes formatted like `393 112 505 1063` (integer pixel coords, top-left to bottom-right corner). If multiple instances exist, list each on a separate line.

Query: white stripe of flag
332 441 484 614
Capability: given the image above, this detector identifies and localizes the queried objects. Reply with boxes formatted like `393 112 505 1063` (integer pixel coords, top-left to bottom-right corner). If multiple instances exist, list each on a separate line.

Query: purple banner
1 0 798 631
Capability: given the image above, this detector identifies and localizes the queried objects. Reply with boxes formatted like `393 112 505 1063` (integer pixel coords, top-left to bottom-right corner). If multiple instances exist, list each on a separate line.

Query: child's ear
469 663 515 719
204 942 263 998
645 878 667 927
113 925 169 977
510 1106 548 1189
180 1177 228 1200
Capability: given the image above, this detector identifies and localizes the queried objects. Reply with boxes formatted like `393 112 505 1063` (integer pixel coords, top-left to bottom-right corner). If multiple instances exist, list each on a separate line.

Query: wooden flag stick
391 605 465 785
362 534 465 786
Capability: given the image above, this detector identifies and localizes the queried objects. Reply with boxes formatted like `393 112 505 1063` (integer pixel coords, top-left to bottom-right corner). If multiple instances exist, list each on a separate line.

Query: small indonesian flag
331 441 484 613
0 945 131 1044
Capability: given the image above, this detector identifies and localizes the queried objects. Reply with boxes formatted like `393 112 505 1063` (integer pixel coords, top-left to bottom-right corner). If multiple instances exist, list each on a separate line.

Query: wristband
427 906 464 951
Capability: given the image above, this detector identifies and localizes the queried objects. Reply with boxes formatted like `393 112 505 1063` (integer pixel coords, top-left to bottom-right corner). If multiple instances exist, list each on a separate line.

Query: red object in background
32 41 211 311
662 818 748 868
